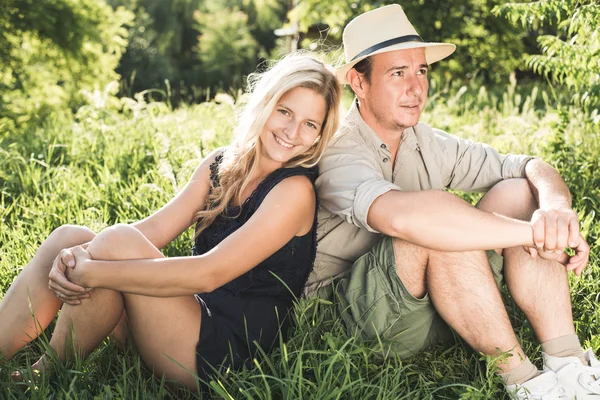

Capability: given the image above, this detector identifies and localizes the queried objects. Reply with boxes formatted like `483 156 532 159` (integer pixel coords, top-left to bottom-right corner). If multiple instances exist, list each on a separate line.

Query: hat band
350 34 423 62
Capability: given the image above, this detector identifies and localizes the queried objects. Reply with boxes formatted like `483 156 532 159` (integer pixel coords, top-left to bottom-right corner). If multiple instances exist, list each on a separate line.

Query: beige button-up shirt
303 101 534 297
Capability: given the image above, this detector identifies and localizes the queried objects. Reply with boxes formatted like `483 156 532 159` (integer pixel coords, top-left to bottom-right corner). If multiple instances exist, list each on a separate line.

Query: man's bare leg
393 239 525 373
477 179 578 349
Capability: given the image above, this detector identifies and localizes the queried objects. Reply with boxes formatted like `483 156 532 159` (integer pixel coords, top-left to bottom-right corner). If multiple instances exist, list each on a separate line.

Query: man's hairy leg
477 179 576 344
393 239 526 372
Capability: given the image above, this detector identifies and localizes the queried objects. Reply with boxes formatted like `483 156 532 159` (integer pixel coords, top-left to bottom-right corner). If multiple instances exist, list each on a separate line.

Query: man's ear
347 68 368 98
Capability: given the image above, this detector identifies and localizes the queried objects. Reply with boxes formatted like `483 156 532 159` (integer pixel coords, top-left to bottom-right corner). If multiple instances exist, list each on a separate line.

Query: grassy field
0 80 598 399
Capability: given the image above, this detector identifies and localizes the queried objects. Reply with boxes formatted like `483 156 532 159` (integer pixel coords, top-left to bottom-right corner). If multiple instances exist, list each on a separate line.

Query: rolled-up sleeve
317 136 400 233
433 129 536 192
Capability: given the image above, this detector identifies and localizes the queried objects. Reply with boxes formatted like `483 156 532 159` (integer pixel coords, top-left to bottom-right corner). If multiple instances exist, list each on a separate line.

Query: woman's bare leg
36 224 202 389
0 225 95 359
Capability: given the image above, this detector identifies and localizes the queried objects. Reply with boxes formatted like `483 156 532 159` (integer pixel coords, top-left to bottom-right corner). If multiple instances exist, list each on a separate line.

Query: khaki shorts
337 236 504 358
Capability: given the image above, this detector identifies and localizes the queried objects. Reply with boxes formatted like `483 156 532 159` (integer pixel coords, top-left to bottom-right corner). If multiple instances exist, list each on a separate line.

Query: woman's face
259 86 326 166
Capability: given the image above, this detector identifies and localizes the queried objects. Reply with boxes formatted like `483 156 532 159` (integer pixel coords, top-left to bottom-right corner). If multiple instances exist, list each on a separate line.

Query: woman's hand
48 246 91 305
64 246 93 286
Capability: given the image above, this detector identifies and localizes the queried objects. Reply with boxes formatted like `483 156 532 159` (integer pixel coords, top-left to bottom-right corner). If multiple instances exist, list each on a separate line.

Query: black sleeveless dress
192 153 318 380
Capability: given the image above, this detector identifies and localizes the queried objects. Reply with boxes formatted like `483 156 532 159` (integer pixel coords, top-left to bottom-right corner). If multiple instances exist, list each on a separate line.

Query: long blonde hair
195 53 341 236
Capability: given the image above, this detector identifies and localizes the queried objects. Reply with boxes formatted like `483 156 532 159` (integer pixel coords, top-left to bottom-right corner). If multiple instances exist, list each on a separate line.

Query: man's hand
48 246 90 305
565 234 590 276
530 207 580 254
526 233 590 276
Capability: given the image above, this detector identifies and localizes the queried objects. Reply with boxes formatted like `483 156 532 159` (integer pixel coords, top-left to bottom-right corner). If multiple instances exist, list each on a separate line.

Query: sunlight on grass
1 81 598 398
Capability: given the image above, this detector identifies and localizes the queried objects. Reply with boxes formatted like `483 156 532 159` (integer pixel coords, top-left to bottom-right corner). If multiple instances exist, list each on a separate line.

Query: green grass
1 80 598 399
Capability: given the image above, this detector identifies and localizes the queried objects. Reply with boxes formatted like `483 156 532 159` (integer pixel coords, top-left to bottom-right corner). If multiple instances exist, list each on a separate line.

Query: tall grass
1 80 598 399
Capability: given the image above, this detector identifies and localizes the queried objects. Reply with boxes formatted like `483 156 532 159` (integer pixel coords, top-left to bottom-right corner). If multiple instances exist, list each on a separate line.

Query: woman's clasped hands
48 246 91 306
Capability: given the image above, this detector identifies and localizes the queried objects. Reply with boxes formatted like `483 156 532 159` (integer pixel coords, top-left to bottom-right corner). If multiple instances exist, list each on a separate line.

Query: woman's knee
88 224 159 260
43 225 96 254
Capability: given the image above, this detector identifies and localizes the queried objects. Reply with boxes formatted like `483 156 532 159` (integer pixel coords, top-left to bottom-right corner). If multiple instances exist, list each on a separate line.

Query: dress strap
208 151 225 189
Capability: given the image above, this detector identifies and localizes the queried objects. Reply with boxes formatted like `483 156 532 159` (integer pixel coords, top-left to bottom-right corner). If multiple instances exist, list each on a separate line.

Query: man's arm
523 158 589 274
525 158 578 250
429 127 534 192
367 189 535 251
317 135 536 251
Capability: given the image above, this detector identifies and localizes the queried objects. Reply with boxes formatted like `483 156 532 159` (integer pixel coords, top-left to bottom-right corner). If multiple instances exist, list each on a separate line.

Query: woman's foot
10 352 50 383
30 353 51 372
9 367 41 385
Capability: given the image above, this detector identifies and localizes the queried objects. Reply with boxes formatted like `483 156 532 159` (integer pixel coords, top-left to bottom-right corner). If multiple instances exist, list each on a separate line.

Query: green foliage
290 0 526 83
194 6 259 90
1 81 599 398
0 0 133 128
494 0 600 109
111 0 204 102
112 0 286 103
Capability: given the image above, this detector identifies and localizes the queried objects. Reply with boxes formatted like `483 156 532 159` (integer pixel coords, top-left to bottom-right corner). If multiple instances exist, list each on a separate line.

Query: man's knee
392 237 488 269
477 178 537 221
429 248 488 264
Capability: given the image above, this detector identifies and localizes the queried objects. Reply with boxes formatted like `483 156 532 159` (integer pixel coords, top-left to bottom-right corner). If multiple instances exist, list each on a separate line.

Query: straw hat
336 4 456 84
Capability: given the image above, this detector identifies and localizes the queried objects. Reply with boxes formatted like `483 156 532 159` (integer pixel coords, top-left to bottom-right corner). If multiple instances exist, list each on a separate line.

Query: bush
112 0 286 104
290 0 526 84
494 0 600 109
0 0 133 130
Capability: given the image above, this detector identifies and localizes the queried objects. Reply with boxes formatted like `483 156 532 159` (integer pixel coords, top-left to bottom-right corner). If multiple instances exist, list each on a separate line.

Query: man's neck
357 104 406 163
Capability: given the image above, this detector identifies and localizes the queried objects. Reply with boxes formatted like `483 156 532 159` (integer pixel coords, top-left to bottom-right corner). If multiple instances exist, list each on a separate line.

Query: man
304 4 598 399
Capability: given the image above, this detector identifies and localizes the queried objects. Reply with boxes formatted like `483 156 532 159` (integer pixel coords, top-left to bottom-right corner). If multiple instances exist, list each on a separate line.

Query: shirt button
382 157 389 163
380 144 386 149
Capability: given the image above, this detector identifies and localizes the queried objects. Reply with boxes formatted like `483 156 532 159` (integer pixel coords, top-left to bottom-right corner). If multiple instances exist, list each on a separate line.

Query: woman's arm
71 175 316 297
48 149 218 301
130 148 221 249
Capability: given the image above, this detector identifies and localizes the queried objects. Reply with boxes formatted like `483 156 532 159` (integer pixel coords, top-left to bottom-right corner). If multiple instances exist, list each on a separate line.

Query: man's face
357 48 429 133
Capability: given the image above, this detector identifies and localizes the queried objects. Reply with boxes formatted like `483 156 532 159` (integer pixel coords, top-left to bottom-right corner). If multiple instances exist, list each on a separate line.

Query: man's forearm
525 159 572 208
368 189 534 251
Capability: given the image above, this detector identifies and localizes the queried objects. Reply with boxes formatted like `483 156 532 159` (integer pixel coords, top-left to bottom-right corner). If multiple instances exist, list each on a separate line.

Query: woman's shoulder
264 165 317 197
189 147 227 183
273 172 315 193
264 173 316 214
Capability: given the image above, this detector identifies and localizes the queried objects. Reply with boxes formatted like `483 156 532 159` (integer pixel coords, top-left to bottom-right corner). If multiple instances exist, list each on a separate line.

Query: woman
0 53 341 389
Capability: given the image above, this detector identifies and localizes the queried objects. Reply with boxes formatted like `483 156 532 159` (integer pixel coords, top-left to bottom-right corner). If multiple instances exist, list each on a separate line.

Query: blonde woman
0 54 341 389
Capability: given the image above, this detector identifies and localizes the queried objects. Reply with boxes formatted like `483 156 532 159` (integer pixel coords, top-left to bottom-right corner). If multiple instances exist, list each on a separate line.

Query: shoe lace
578 367 600 394
516 381 571 400
538 381 571 400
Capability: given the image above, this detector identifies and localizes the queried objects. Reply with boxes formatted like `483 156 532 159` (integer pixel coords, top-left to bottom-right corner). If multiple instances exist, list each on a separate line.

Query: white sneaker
543 349 600 399
506 370 574 399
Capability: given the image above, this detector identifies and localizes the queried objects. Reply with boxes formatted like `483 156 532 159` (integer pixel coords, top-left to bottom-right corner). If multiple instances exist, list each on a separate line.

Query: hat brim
336 42 456 84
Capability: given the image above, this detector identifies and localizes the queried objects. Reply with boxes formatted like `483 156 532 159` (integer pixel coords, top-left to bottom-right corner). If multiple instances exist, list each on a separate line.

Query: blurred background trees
494 0 600 110
1 0 598 130
0 0 132 127
290 0 527 84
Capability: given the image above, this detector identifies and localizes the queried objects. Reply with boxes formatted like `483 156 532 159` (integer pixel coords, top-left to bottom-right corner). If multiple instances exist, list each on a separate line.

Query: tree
112 0 286 103
0 0 133 127
494 0 600 109
289 0 526 83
